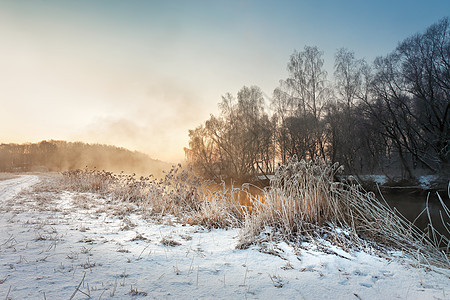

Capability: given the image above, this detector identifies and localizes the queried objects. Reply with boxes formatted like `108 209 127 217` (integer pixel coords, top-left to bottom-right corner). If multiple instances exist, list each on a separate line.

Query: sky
0 0 449 162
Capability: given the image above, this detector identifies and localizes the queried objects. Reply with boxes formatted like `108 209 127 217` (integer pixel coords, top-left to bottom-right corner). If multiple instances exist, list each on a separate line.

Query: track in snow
0 175 40 202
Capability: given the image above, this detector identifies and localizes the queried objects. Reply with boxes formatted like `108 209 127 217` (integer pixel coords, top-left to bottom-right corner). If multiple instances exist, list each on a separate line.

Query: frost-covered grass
60 166 245 229
1 160 448 298
240 158 450 271
58 161 449 271
0 175 449 299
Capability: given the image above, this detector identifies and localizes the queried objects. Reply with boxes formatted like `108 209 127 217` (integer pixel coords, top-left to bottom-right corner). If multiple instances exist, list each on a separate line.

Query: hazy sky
1 0 448 162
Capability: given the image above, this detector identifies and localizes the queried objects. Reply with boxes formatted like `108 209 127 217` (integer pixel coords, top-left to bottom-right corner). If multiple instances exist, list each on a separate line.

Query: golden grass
57 160 449 270
238 157 449 270
59 165 246 228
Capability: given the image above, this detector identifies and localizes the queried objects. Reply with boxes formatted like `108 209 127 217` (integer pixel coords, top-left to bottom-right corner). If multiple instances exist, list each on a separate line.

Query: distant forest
185 18 449 184
0 140 170 176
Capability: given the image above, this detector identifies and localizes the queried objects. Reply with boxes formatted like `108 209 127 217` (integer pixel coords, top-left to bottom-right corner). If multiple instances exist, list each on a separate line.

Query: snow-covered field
0 175 449 299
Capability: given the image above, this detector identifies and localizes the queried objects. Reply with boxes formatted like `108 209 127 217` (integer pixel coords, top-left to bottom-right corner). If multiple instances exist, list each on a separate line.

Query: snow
0 175 40 201
419 175 439 189
257 175 275 181
358 175 387 185
1 175 449 299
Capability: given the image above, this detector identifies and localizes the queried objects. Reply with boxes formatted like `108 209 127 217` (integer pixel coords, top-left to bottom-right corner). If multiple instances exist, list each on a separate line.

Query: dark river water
378 190 450 238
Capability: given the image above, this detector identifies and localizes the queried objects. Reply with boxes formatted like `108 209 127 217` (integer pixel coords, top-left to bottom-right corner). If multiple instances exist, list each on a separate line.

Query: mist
0 43 212 163
1 0 447 164
71 79 212 162
0 140 171 176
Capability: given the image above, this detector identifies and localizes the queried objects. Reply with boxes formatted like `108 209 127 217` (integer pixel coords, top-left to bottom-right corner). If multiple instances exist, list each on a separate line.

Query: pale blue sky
0 0 448 161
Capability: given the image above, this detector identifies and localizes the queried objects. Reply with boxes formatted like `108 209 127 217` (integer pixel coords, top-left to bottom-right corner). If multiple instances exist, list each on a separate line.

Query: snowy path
0 176 449 299
0 175 39 202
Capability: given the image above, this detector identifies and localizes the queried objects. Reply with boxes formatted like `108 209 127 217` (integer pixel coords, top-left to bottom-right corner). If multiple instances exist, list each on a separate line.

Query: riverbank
0 175 449 299
337 174 449 194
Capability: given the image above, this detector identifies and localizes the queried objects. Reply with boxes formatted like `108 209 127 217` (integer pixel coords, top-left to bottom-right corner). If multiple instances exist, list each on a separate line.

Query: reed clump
187 184 246 228
238 157 449 270
60 158 449 269
60 165 245 228
62 168 116 195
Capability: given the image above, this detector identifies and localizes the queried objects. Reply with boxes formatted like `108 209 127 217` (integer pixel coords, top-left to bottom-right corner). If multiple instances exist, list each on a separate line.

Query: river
379 190 450 239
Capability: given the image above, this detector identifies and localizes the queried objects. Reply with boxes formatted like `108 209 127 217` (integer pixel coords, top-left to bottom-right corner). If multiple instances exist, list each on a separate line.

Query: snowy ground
0 175 449 299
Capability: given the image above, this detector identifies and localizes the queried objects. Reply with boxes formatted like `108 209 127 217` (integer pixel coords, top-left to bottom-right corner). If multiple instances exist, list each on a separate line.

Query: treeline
185 18 449 184
0 140 170 176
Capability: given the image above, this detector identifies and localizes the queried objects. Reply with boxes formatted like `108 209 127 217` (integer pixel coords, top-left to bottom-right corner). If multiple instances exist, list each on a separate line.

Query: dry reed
238 157 449 270
60 165 245 228
58 159 449 270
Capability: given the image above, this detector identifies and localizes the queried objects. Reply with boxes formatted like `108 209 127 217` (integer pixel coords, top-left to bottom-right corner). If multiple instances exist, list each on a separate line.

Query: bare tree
186 18 448 185
285 46 328 119
185 86 274 183
334 48 364 108
365 18 449 178
272 46 330 161
397 17 449 171
327 49 379 173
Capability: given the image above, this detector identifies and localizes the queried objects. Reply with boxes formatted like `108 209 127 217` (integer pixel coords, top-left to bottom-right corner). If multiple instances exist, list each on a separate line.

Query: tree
285 46 328 119
186 18 448 184
334 48 364 108
327 49 379 173
185 86 275 183
273 46 330 161
365 18 450 178
397 17 449 172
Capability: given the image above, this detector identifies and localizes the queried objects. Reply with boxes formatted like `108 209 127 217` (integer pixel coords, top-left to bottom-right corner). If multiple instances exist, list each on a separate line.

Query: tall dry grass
59 159 449 269
60 165 245 228
238 157 449 270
